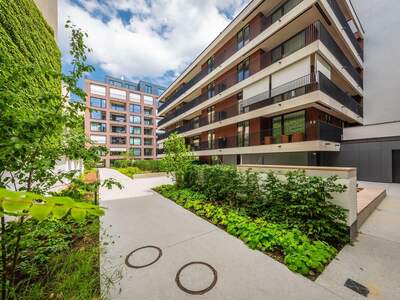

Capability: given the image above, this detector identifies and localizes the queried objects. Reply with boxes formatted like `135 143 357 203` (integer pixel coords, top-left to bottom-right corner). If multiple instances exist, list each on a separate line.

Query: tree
161 133 194 187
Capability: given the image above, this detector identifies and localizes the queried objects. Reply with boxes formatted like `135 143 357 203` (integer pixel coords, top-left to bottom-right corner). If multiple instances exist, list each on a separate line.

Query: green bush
113 160 165 172
182 165 349 245
156 185 337 276
115 166 142 178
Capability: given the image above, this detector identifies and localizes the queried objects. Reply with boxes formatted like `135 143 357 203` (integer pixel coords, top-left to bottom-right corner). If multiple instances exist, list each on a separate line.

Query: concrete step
357 187 387 229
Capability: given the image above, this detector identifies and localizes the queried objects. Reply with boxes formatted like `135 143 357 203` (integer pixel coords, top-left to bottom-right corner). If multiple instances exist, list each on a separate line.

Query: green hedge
156 185 337 276
113 160 166 172
0 0 60 93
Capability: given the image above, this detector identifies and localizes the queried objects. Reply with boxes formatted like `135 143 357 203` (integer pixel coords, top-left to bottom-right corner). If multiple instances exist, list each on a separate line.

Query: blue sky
58 0 250 94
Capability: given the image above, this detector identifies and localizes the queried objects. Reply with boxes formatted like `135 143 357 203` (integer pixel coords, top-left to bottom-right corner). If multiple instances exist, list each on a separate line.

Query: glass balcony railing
158 71 361 140
158 21 363 129
158 0 305 113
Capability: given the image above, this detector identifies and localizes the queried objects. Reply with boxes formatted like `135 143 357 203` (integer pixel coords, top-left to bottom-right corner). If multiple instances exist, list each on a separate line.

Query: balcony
158 21 363 128
326 0 363 60
158 0 305 113
158 72 362 141
111 126 127 134
197 121 342 152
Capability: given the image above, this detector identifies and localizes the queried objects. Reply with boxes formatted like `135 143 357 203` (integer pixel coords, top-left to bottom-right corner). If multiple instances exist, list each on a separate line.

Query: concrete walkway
317 182 400 299
99 168 342 300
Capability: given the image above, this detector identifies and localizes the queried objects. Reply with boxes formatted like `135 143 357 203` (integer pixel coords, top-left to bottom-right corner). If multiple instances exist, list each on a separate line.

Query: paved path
99 168 342 300
317 182 400 299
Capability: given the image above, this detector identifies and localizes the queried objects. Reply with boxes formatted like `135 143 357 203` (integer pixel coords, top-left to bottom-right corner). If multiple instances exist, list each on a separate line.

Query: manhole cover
344 278 369 297
125 246 162 269
175 262 217 295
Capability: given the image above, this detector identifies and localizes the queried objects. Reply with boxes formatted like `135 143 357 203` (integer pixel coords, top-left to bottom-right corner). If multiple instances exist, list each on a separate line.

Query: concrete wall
351 0 400 125
33 0 58 37
322 137 400 183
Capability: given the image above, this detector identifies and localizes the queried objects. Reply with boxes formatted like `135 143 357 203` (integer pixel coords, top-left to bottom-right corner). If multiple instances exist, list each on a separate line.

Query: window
207 82 215 99
131 148 141 157
144 128 153 135
144 117 153 126
237 58 250 82
111 136 126 145
144 95 154 105
190 136 200 150
272 0 302 24
272 116 282 143
207 106 215 124
144 148 153 156
91 110 106 120
144 138 153 146
130 137 141 146
158 88 165 96
110 88 127 100
111 102 126 111
208 130 215 149
90 122 106 132
237 25 250 50
283 110 305 136
90 84 106 96
144 107 153 116
130 93 141 102
130 115 141 124
90 97 106 108
111 125 126 133
207 56 215 73
110 114 126 123
130 126 141 135
130 104 141 114
271 31 305 63
90 135 106 144
192 116 200 129
145 85 152 94
237 92 249 114
237 121 249 147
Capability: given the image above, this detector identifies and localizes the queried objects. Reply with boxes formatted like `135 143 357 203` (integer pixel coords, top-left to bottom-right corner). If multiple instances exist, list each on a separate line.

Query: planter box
264 136 273 145
291 132 304 142
281 135 290 143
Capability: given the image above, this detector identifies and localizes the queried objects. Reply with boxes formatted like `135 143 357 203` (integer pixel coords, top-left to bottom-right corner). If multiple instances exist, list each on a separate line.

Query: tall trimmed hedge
0 0 60 93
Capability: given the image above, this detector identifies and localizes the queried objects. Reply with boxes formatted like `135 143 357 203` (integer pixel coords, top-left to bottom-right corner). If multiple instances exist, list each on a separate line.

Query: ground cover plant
155 185 337 278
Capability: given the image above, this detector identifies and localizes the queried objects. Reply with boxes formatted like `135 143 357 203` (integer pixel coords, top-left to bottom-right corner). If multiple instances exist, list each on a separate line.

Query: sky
58 0 250 91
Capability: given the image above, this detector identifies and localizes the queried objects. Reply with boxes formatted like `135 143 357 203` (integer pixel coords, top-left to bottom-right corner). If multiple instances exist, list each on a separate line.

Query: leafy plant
115 167 142 178
161 133 194 187
155 185 337 276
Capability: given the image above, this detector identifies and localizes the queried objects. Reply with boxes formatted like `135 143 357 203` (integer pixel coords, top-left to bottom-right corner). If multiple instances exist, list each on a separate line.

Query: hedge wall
0 0 60 92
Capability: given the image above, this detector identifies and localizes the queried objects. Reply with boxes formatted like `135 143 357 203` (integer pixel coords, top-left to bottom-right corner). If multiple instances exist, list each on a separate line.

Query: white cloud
59 0 249 85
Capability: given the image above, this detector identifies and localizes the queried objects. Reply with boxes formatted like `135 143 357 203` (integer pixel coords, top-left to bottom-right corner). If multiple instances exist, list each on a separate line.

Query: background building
157 0 364 168
85 77 164 167
323 0 400 183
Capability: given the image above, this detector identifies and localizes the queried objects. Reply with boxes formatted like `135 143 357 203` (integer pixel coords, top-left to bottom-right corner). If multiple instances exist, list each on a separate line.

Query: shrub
115 166 142 178
133 160 165 172
155 185 337 276
181 165 349 245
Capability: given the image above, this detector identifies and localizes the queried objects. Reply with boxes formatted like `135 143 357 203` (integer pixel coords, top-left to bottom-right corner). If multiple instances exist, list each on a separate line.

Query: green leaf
51 205 70 219
30 203 52 221
71 208 86 221
2 199 30 213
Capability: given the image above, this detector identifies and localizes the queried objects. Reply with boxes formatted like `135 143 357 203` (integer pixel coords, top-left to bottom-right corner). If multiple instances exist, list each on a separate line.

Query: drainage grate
175 261 218 295
344 278 369 297
125 245 162 269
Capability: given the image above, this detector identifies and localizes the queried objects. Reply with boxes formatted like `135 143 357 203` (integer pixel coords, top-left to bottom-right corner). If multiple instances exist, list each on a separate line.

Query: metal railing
158 0 305 112
326 0 363 60
158 21 363 128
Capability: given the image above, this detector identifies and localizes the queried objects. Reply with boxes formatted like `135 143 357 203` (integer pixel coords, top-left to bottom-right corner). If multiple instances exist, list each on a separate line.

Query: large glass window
111 102 126 111
110 88 127 100
144 138 153 146
90 135 106 144
130 115 141 124
208 130 215 149
90 97 106 108
91 110 106 120
144 107 153 116
272 0 302 24
207 106 215 124
144 128 153 135
111 136 126 145
111 125 126 133
130 126 141 135
130 104 141 114
237 25 250 50
145 85 152 94
130 137 141 146
271 30 305 63
90 122 106 132
144 117 153 126
237 92 249 114
237 58 250 82
144 148 153 156
207 82 215 99
272 116 282 143
237 121 249 147
207 56 215 73
131 148 141 157
110 114 126 123
283 110 305 136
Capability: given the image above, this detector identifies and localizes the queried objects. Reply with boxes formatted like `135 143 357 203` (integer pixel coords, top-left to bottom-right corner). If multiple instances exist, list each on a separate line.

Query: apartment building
85 77 165 167
157 0 364 167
